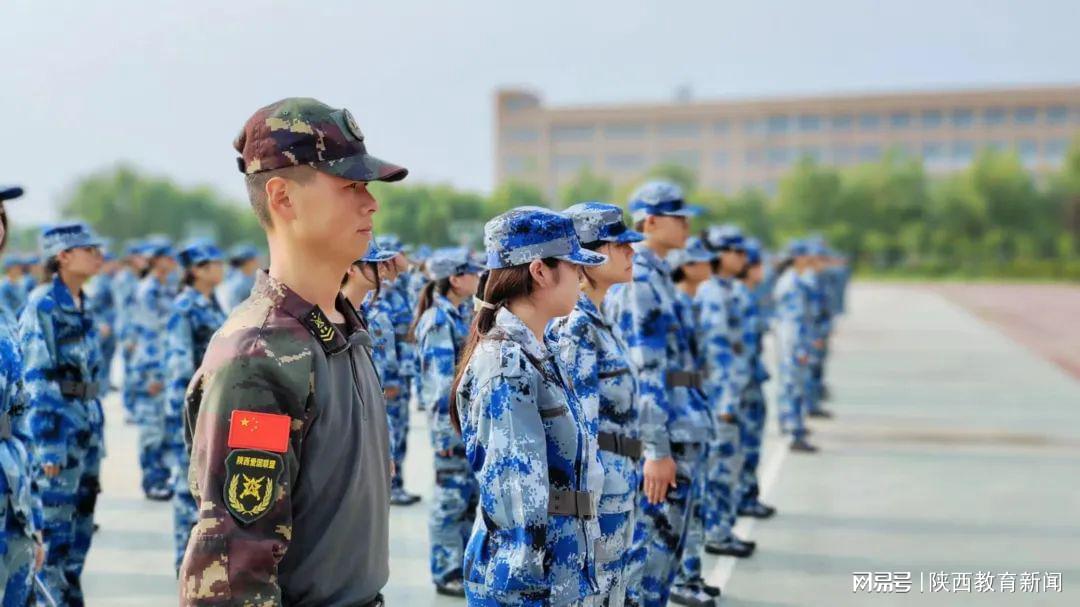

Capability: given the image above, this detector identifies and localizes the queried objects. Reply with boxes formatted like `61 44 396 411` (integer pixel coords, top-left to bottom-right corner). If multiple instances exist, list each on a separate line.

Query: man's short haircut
244 165 316 228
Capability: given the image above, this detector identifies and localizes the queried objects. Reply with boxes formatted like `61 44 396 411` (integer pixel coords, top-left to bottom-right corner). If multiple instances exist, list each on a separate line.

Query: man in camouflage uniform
18 223 105 606
180 97 406 606
606 181 716 607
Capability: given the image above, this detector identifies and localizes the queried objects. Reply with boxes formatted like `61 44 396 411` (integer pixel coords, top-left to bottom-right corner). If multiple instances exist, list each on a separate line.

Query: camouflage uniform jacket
180 271 391 607
130 275 175 389
548 293 640 514
164 287 226 454
605 244 713 459
17 275 103 467
414 293 468 453
359 291 402 392
455 307 603 606
695 276 749 418
0 308 42 542
0 277 26 319
772 268 812 363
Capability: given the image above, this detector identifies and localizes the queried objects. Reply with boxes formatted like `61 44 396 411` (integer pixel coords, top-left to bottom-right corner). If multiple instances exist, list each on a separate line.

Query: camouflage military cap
667 236 715 269
374 234 404 254
786 238 810 257
411 244 432 263
2 256 21 270
743 237 763 265
563 202 644 245
20 255 39 267
427 247 485 280
703 224 746 252
39 222 104 258
234 97 408 183
228 243 260 263
178 242 225 268
484 207 606 270
359 240 397 263
0 185 24 202
627 180 702 222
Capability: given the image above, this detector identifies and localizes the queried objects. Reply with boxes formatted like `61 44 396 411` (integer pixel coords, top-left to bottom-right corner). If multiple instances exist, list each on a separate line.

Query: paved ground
82 283 1080 605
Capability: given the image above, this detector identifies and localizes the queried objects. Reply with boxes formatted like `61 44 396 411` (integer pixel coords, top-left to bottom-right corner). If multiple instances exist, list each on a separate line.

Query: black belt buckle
598 431 643 460
60 381 98 400
548 488 595 519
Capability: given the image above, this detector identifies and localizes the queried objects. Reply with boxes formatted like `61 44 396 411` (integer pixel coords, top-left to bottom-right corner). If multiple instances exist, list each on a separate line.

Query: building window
551 125 595 142
742 118 764 135
603 122 646 139
713 119 731 134
503 97 537 112
1046 106 1069 125
951 108 975 128
605 154 645 171
922 142 945 163
952 140 975 162
858 113 881 131
921 110 943 129
890 111 912 129
745 148 762 166
554 154 590 173
713 151 729 167
1014 107 1038 125
766 115 789 134
767 146 790 166
797 114 822 132
983 107 1007 126
858 144 881 162
1044 139 1069 161
662 149 700 169
1017 139 1039 164
831 114 853 131
658 121 702 139
503 127 539 143
831 144 854 165
503 155 534 175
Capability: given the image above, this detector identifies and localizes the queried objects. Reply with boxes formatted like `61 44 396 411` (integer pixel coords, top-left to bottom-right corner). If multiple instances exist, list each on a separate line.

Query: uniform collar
434 292 463 320
50 274 84 313
632 242 672 275
576 292 608 328
494 307 549 363
251 270 366 355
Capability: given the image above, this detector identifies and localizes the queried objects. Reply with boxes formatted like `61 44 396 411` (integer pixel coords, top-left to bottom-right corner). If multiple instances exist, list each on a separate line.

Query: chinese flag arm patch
227 410 292 453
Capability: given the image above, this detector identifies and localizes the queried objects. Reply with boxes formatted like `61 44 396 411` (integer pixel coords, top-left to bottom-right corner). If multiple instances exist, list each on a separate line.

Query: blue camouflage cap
142 235 175 259
2 256 22 270
40 223 105 258
483 207 607 270
428 247 485 280
563 202 644 245
178 242 225 268
703 224 746 251
0 186 24 202
743 237 763 265
228 243 260 263
374 234 404 254
786 238 811 257
412 244 433 262
21 255 39 267
667 236 716 269
359 240 396 263
627 180 702 222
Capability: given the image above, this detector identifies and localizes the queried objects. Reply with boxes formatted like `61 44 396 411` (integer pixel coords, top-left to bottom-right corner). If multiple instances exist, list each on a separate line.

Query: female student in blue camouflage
547 202 645 606
773 241 818 452
0 189 45 606
163 242 227 573
450 207 607 606
411 247 483 596
18 222 105 607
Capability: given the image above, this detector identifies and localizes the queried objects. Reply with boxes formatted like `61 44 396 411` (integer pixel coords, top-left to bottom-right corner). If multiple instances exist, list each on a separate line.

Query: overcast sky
3 0 1078 226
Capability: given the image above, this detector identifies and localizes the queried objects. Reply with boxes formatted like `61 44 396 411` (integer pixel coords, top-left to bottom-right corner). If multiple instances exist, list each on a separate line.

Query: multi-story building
494 84 1080 200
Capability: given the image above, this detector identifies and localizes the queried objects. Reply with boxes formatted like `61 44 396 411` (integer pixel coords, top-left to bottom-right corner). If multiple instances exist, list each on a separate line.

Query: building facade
494 85 1080 201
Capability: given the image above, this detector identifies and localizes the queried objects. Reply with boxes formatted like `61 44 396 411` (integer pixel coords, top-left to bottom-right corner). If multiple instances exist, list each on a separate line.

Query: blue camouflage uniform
548 202 647 606
18 224 105 607
415 247 484 587
605 182 714 607
0 258 26 319
773 242 813 440
130 244 177 497
86 268 117 390
18 258 39 299
163 243 226 572
799 245 829 414
455 208 606 606
216 244 258 313
113 243 144 421
735 239 772 512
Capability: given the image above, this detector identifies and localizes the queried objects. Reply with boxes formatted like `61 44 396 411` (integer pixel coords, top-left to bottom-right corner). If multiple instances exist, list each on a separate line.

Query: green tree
559 167 613 208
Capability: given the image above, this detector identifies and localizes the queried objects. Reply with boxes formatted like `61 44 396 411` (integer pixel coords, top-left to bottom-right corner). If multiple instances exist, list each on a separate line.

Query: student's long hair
408 277 453 342
448 258 559 434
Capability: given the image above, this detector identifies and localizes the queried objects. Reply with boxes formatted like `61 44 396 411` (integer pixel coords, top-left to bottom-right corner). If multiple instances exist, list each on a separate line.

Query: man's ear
265 176 296 223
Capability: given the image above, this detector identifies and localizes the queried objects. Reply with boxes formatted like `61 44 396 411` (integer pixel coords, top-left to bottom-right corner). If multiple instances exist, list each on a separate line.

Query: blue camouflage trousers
386 392 410 491
121 344 137 420
624 442 705 607
171 449 197 573
429 451 478 584
738 383 767 509
807 338 828 413
134 392 170 494
594 507 641 606
0 528 34 607
37 419 101 607
778 359 808 440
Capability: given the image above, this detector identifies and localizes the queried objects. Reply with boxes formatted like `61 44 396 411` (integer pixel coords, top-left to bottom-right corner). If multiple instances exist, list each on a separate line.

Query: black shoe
734 536 756 550
434 578 466 598
700 582 721 597
738 502 777 519
390 488 421 506
705 538 754 558
146 487 173 501
808 408 834 419
669 584 718 606
790 438 819 453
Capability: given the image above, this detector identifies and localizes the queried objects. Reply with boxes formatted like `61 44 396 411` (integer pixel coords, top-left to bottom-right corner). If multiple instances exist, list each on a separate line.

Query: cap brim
316 153 408 183
608 230 645 244
665 205 703 217
557 249 607 267
0 187 24 202
462 262 486 274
